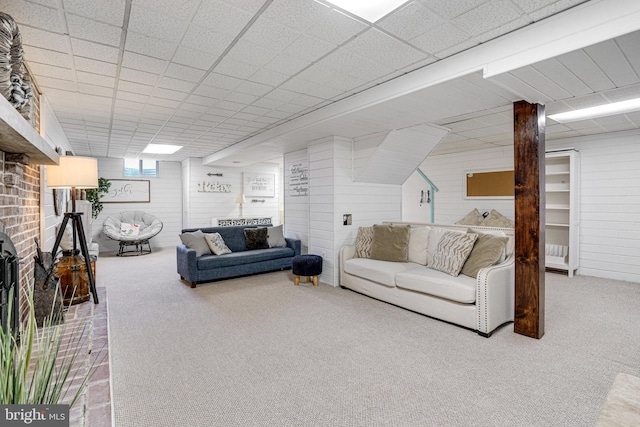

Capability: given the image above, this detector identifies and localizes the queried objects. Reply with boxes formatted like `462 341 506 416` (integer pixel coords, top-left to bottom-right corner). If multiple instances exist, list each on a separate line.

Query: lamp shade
235 194 246 204
47 156 99 189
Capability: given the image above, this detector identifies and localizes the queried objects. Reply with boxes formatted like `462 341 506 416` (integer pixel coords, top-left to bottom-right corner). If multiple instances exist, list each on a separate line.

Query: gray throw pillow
267 225 287 248
179 230 211 257
244 227 269 250
455 208 485 226
369 224 410 262
461 232 509 278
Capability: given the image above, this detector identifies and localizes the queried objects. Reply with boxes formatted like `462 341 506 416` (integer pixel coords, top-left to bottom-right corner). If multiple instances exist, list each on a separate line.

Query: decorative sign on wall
197 181 231 193
103 179 150 203
243 173 275 197
287 163 308 197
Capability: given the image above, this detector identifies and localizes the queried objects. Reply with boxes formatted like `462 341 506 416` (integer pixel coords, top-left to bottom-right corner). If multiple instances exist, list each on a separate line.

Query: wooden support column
513 101 545 339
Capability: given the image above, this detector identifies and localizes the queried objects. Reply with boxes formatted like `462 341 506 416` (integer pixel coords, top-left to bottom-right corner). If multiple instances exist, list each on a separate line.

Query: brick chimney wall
1 151 40 318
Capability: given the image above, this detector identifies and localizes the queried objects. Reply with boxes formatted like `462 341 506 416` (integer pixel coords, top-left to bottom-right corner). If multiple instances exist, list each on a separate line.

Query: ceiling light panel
324 0 408 22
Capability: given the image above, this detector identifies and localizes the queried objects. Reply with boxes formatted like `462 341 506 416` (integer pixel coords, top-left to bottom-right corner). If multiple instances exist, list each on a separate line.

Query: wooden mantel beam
513 100 545 339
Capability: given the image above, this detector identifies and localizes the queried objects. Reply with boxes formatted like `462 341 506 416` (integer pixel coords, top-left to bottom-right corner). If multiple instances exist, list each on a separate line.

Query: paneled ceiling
4 0 640 166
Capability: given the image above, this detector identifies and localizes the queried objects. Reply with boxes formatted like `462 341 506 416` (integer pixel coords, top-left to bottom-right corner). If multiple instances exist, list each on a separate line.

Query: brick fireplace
0 150 41 319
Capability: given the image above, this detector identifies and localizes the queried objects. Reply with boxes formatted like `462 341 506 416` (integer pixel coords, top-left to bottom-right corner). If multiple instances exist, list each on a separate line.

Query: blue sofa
177 225 301 288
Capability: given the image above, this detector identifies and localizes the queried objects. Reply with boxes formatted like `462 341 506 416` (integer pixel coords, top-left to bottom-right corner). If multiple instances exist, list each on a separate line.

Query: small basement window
124 158 158 177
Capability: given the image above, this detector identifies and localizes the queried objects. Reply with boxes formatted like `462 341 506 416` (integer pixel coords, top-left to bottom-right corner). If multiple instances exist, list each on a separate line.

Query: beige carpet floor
99 248 640 426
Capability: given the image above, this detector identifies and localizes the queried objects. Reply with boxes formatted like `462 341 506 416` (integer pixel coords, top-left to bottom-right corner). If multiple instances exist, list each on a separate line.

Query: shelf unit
545 149 580 277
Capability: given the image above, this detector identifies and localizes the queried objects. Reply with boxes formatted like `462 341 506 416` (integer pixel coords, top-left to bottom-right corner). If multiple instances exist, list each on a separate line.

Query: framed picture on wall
102 179 151 203
243 173 275 197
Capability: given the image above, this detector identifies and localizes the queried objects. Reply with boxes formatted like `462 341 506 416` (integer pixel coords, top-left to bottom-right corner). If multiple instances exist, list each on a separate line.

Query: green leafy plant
85 177 111 219
0 285 103 407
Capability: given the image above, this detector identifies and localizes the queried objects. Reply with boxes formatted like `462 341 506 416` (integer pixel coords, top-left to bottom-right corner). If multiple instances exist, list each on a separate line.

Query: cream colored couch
339 222 515 337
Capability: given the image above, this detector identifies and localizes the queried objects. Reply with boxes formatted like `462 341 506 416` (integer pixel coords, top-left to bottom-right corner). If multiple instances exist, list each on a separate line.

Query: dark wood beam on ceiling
513 100 546 339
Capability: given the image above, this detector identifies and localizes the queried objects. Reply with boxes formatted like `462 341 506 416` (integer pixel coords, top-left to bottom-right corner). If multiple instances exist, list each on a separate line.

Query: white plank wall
305 137 402 286
412 146 515 224
412 129 640 283
283 149 309 251
93 158 183 252
181 158 280 229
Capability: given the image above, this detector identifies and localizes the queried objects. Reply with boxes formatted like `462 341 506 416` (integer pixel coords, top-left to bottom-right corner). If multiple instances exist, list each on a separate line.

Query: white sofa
339 222 515 337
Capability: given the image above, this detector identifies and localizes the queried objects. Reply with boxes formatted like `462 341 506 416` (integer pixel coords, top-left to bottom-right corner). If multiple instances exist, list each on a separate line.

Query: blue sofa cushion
197 247 295 270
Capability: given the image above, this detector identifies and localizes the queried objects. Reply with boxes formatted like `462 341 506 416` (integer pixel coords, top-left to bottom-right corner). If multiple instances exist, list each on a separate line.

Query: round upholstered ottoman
292 254 323 286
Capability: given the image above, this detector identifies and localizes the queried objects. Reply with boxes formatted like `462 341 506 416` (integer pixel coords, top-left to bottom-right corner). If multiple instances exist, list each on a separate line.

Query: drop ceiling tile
261 0 331 32
226 39 282 67
283 35 336 63
215 58 260 80
133 0 200 20
279 77 317 94
203 73 244 91
20 26 69 53
243 17 299 51
66 13 122 46
70 38 119 63
122 51 168 73
324 73 366 92
125 31 177 60
4 0 62 32
128 4 188 42
186 94 220 107
206 108 235 118
27 63 73 81
242 105 272 115
585 40 640 88
116 90 149 104
303 84 343 100
477 16 530 44
37 76 78 91
451 0 522 37
158 77 196 93
180 103 209 113
265 88 299 103
78 83 113 97
152 87 188 102
235 80 273 97
345 28 425 71
378 1 442 40
196 85 230 99
248 68 290 87
418 0 485 20
62 0 125 26
290 93 325 108
119 67 160 86
117 79 153 95
265 110 291 119
172 46 217 71
264 53 311 76
216 100 246 112
275 103 306 114
165 63 206 83
75 57 118 76
224 92 259 105
410 22 470 56
23 46 72 68
306 8 368 45
192 1 253 36
345 54 395 82
180 24 235 55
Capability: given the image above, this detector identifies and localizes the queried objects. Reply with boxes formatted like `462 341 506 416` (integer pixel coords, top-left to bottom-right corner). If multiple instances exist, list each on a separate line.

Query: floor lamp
47 156 99 304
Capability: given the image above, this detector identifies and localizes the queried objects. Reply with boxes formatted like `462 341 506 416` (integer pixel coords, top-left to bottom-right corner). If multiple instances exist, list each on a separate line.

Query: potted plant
85 177 111 220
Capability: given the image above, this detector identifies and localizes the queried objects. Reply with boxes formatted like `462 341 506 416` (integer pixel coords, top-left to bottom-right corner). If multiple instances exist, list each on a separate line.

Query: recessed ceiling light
548 98 640 123
142 144 182 154
324 0 408 22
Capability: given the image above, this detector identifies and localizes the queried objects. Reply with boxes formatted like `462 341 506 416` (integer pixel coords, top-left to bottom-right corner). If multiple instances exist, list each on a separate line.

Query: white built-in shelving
545 149 580 277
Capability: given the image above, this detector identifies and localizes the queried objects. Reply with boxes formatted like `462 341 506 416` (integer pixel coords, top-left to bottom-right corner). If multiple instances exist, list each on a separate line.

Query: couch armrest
176 244 198 283
475 254 515 336
339 245 356 286
285 238 301 256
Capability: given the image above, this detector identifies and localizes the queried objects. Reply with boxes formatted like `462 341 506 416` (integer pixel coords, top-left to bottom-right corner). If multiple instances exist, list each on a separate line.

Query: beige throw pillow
267 225 287 248
354 226 374 258
430 231 478 277
461 232 509 278
455 208 485 226
480 209 514 227
369 224 410 262
204 232 232 255
408 226 430 265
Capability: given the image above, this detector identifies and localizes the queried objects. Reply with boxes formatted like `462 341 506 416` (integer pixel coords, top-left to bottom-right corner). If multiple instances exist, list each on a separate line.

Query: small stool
292 254 323 286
